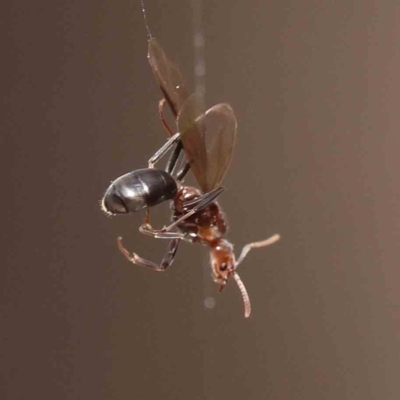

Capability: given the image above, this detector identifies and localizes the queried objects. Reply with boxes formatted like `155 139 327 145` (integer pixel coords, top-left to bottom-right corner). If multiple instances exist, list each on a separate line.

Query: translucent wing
203 103 237 191
148 38 189 118
177 95 237 193
176 95 208 190
148 38 237 192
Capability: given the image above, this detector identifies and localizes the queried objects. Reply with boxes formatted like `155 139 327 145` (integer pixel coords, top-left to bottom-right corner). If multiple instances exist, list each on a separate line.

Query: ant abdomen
102 168 178 215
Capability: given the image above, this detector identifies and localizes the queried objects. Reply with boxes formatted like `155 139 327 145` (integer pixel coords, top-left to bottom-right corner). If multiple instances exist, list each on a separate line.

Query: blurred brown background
2 1 400 399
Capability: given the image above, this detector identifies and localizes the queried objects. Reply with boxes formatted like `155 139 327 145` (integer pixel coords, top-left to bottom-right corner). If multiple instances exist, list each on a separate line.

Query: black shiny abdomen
102 168 178 214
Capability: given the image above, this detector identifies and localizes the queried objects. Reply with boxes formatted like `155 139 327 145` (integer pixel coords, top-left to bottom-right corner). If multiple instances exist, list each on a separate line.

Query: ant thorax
172 186 228 244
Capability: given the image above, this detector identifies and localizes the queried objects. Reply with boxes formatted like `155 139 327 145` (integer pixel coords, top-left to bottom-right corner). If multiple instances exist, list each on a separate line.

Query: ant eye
220 263 228 271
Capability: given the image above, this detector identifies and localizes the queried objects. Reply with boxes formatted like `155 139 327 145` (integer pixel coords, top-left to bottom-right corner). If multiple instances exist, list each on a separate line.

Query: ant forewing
148 37 189 119
149 38 236 192
101 37 280 318
177 95 236 193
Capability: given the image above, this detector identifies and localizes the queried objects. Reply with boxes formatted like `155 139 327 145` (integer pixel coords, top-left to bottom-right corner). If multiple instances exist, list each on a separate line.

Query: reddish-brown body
173 186 227 245
171 186 240 291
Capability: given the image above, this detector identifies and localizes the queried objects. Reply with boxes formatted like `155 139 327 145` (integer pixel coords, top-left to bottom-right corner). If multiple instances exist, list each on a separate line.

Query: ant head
210 239 252 318
210 239 235 288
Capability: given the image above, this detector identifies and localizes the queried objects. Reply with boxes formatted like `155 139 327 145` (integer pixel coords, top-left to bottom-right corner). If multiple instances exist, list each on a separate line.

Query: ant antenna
140 0 153 39
233 233 280 317
233 272 251 318
236 234 281 267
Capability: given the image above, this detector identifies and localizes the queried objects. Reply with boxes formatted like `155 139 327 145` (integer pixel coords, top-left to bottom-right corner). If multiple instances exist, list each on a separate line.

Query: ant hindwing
101 37 280 318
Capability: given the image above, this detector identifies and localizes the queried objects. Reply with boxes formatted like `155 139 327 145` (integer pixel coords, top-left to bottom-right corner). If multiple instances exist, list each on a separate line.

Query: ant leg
175 160 191 181
145 142 185 228
142 208 151 226
139 224 186 239
148 132 180 168
149 98 185 170
117 237 180 271
158 98 191 177
166 140 183 175
146 140 181 227
235 234 281 267
158 98 174 136
142 187 224 235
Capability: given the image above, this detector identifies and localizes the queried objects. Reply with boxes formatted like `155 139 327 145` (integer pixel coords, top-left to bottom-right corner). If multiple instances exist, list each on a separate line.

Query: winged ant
101 10 280 318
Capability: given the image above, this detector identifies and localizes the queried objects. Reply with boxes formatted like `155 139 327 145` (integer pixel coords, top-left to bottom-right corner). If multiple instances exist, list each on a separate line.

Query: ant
101 37 280 318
